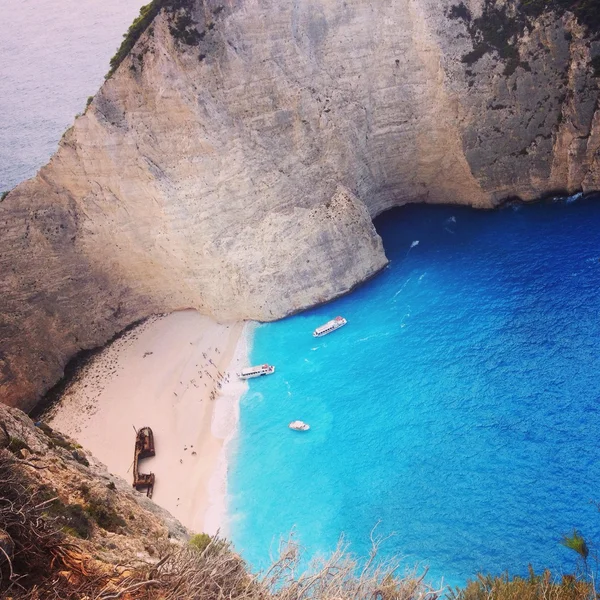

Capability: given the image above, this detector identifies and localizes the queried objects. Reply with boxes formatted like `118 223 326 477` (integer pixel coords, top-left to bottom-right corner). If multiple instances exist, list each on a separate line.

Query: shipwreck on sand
133 426 155 497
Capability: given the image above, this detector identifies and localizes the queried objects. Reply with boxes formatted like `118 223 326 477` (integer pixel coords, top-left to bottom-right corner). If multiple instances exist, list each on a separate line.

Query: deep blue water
229 197 600 587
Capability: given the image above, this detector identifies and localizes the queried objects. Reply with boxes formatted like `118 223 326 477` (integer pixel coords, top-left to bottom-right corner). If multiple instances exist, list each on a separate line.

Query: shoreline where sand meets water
48 310 252 535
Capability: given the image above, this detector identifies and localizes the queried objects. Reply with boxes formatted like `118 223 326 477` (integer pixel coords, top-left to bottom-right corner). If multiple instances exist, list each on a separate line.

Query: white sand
48 310 249 534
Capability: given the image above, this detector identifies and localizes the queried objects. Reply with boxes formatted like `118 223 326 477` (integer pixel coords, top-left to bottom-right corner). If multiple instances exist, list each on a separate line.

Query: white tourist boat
313 316 347 337
237 364 275 380
289 420 310 431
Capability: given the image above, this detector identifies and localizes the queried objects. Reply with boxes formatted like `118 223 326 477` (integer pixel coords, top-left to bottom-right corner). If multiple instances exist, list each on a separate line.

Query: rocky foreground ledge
1 0 599 410
0 402 189 563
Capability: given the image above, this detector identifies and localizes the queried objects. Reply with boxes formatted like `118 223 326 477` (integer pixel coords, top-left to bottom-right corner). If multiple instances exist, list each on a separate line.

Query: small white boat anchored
313 316 347 337
237 364 275 380
289 420 310 431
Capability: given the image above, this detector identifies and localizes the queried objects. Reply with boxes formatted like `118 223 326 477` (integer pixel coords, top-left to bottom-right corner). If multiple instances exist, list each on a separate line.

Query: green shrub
8 436 30 457
46 501 93 539
85 499 126 532
189 532 211 553
107 0 200 79
450 568 593 600
169 12 202 44
40 426 82 458
561 529 589 561
0 191 8 202
108 2 160 78
189 532 230 556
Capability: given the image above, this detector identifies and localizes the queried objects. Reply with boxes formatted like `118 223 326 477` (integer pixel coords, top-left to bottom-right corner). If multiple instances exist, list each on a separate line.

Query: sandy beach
48 310 249 534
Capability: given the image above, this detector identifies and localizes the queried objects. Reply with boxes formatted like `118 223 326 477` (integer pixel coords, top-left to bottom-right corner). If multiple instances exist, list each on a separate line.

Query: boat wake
404 240 420 259
393 277 411 300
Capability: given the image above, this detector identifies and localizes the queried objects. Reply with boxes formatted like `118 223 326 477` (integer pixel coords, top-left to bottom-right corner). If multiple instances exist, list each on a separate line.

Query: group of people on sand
198 348 230 401
177 345 231 466
173 346 231 401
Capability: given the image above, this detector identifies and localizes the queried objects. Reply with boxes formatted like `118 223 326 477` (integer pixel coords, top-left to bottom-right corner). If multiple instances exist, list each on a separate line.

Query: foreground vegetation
451 570 594 600
0 443 445 599
1 445 598 599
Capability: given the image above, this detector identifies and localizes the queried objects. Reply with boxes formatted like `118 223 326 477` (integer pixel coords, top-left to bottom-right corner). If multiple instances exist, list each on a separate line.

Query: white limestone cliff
1 0 598 409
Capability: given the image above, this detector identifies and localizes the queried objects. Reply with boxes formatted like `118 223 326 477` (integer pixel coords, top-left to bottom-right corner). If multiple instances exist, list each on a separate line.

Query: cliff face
1 0 599 410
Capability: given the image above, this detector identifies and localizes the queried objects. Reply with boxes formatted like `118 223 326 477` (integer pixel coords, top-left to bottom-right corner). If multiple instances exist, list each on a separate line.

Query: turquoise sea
229 197 600 586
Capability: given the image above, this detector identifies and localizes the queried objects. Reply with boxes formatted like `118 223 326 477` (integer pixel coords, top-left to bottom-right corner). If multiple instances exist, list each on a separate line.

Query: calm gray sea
0 0 143 191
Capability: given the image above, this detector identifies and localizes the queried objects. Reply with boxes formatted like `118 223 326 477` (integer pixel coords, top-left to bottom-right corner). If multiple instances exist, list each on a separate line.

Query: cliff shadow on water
372 191 600 262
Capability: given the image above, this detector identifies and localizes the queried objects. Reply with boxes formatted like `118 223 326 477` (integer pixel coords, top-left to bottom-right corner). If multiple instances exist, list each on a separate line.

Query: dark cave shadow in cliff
29 316 151 420
372 191 600 264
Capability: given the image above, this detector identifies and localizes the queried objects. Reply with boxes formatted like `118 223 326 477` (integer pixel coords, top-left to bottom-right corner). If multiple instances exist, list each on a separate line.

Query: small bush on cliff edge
449 568 594 600
106 0 201 79
189 532 211 553
189 532 231 557
46 501 93 539
84 497 126 532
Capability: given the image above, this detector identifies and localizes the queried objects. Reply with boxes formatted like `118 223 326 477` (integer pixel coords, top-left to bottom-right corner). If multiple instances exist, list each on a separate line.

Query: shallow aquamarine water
229 198 600 586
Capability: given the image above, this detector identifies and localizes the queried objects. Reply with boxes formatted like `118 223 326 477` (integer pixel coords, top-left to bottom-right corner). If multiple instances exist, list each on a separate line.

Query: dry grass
1 447 598 600
0 448 72 594
450 569 596 600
